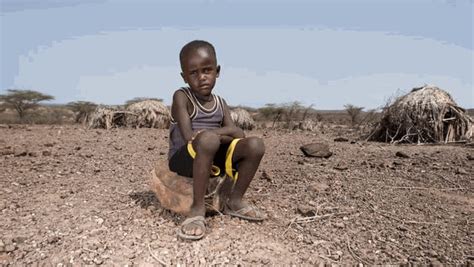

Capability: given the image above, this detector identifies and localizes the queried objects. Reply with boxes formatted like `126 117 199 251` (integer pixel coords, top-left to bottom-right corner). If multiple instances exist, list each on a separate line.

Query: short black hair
179 40 217 69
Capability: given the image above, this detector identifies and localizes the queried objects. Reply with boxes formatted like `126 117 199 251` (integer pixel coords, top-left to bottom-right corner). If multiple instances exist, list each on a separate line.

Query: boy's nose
198 73 206 81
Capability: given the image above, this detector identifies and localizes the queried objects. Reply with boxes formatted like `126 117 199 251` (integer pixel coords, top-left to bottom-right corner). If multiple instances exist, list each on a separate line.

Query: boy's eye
189 70 197 75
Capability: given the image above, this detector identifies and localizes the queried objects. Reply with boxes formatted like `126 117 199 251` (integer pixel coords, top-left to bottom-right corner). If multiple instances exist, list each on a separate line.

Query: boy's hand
209 126 245 139
219 135 234 144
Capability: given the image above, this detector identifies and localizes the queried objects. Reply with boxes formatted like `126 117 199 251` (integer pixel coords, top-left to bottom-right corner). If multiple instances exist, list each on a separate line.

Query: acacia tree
0 89 54 119
344 104 364 127
67 101 98 123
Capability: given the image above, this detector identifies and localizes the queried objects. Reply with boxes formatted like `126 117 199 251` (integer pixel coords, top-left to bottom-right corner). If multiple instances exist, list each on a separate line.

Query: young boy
169 40 266 240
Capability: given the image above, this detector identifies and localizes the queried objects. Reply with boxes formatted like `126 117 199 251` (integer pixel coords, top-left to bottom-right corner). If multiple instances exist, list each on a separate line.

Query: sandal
223 204 266 222
177 215 206 240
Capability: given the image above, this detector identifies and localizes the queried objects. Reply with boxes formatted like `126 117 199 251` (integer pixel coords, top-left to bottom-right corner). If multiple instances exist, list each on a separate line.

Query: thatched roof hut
126 100 170 129
370 85 473 143
230 108 256 130
88 106 129 129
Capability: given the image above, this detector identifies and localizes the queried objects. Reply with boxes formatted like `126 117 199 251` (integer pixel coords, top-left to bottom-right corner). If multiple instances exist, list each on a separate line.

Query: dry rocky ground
0 124 472 265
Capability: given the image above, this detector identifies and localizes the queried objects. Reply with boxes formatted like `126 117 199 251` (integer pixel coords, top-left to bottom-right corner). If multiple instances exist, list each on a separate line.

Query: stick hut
370 85 473 143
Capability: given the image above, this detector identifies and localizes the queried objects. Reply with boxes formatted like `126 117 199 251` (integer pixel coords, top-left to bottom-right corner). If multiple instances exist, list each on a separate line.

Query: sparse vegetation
0 89 54 119
344 104 364 128
67 101 98 124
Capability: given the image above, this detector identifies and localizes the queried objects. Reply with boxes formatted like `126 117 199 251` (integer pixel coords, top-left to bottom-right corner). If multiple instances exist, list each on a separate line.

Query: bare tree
0 89 54 119
344 104 364 127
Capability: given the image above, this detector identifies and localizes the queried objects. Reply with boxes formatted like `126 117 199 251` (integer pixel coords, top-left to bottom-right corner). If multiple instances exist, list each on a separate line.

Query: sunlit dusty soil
0 125 472 265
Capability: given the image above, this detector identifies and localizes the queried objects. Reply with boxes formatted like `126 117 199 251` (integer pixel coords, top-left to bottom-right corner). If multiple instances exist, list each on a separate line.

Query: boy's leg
182 131 220 236
226 137 265 214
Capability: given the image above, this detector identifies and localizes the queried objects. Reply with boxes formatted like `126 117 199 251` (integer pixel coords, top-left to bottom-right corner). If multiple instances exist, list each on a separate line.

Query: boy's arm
171 90 195 142
210 98 245 139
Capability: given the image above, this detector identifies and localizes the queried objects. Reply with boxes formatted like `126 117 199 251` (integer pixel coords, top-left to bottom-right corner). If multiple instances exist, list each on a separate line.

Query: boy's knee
193 131 220 153
244 137 265 157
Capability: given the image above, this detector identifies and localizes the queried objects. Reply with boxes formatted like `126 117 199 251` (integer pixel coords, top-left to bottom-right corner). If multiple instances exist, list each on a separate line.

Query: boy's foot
177 215 206 240
224 201 266 221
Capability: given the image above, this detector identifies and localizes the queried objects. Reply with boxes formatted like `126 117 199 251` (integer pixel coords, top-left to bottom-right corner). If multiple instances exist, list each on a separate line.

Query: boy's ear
216 65 221 78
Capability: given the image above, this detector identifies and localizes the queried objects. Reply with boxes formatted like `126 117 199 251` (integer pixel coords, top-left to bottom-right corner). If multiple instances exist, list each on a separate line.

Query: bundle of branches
297 119 319 131
88 106 129 129
126 100 170 129
370 85 473 143
230 108 256 130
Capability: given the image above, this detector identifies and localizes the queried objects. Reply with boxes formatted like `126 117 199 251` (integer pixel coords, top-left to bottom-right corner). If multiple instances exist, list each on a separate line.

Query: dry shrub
126 100 170 129
370 85 473 143
67 101 97 124
230 108 256 130
0 105 75 125
296 119 319 131
29 106 75 124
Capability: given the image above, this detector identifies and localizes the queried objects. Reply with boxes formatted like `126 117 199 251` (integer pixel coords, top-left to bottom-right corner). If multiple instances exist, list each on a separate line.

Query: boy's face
181 47 220 97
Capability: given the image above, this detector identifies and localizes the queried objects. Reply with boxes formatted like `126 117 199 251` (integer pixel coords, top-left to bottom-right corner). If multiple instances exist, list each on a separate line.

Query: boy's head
179 40 220 97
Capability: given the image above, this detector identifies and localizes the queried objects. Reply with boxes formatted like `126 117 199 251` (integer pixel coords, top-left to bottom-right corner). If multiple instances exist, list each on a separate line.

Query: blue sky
1 0 473 109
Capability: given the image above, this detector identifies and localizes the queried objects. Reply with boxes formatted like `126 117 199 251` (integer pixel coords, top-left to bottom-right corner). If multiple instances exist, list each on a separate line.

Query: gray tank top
168 87 225 159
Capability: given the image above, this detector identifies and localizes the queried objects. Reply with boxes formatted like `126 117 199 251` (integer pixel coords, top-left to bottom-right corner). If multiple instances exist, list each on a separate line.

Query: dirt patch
0 125 472 265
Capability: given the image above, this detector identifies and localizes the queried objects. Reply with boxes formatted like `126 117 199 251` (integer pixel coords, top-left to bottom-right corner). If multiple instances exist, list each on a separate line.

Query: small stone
300 143 332 158
397 225 408 232
297 204 316 217
28 151 39 157
260 170 272 182
93 258 104 265
42 151 52 156
396 151 410 158
334 222 345 228
13 237 26 244
14 151 27 157
334 137 349 142
455 168 468 175
5 244 16 252
47 236 60 244
428 250 438 257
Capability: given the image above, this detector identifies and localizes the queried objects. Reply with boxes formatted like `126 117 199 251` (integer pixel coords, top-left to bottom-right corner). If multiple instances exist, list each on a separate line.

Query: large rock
150 160 224 215
300 143 333 158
